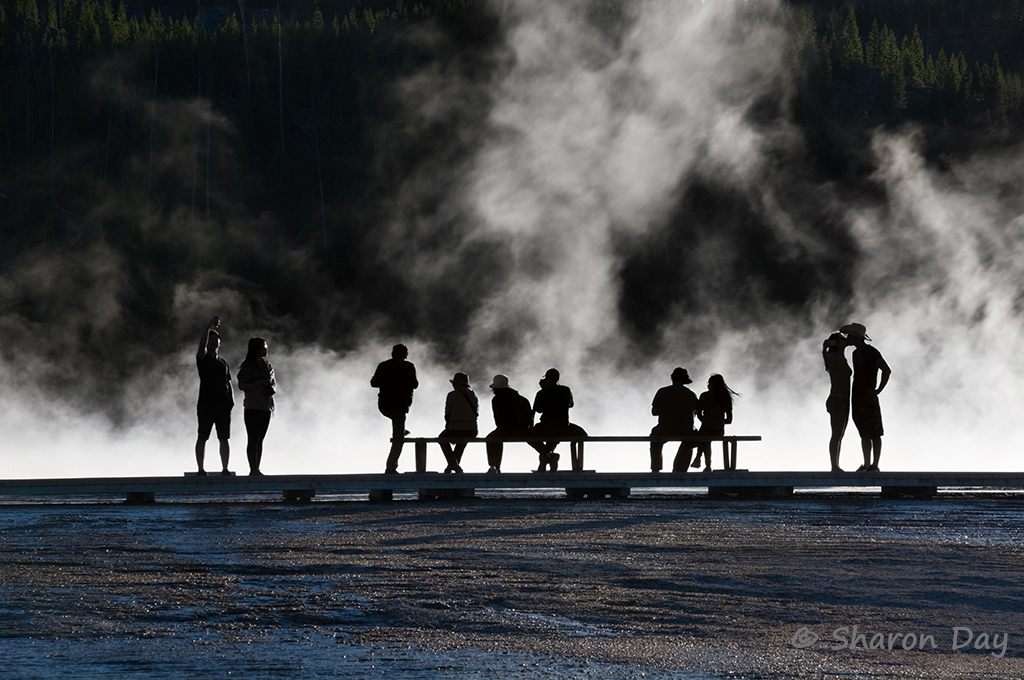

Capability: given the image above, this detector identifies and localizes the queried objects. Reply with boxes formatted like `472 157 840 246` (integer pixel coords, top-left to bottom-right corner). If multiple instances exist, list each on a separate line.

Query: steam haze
2 0 1023 479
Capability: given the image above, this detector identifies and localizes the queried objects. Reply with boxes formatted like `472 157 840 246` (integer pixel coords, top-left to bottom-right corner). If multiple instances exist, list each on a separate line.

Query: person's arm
197 316 219 361
370 362 382 388
566 387 574 409
724 404 733 426
876 354 892 395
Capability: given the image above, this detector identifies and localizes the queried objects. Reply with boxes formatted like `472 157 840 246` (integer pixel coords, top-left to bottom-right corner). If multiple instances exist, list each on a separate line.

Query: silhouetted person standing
649 367 699 472
195 316 233 476
531 368 573 472
822 331 851 472
841 323 891 472
439 372 479 474
693 374 738 471
237 337 276 477
485 374 534 473
371 344 418 474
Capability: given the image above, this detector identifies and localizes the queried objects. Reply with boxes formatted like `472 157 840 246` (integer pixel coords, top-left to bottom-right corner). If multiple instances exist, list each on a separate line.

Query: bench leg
415 440 427 473
571 441 584 471
728 441 737 471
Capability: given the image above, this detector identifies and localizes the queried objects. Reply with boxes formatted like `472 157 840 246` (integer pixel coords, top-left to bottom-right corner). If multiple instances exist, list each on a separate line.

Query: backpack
515 393 535 430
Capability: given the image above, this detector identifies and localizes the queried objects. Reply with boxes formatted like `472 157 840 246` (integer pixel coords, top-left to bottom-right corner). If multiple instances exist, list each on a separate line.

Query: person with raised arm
195 316 234 476
841 323 891 472
822 332 851 472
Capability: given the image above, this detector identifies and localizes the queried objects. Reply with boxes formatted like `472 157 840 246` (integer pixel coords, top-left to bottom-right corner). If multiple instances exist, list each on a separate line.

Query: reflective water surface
2 492 1022 679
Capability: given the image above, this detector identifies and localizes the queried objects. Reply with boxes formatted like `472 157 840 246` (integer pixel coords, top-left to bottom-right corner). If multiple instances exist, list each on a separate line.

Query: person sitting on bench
649 367 699 473
439 372 478 474
485 375 534 474
531 368 574 472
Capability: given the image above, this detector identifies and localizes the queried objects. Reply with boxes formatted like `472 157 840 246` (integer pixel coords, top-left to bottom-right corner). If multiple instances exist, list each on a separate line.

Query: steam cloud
2 0 1023 479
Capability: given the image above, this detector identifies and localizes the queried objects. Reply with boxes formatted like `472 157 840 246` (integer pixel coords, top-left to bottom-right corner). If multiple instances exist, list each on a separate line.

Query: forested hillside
1 0 1023 410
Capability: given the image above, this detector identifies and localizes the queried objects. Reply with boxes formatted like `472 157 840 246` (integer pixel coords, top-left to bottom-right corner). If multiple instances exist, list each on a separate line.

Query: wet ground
1 493 1022 679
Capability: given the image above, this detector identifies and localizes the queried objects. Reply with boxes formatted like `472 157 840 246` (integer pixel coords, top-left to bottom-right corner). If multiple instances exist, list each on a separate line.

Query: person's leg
485 430 503 472
439 429 458 472
870 437 882 470
700 442 712 471
218 439 230 473
860 437 872 470
195 439 206 474
672 443 693 472
385 414 406 473
245 410 258 473
196 408 214 475
211 407 231 474
254 411 270 473
245 410 270 474
452 428 474 470
547 441 561 471
529 423 550 471
829 407 848 472
650 440 663 472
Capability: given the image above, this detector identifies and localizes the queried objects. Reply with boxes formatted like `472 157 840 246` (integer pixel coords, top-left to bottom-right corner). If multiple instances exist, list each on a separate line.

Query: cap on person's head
451 372 470 387
392 343 409 358
840 323 871 341
489 374 510 389
544 368 560 382
671 367 692 384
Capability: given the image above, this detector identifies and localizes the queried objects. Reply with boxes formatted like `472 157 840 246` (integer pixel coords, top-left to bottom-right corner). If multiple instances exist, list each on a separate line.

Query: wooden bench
395 435 762 472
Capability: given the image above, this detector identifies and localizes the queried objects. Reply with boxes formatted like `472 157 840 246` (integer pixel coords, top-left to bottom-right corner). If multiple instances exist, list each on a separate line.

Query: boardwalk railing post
415 439 427 473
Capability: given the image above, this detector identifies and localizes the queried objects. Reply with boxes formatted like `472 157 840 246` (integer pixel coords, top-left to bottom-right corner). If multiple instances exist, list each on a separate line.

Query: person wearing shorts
842 323 891 472
196 317 234 476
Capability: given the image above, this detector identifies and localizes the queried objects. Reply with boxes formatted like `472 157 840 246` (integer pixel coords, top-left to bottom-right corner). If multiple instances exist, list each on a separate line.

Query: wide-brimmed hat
671 367 693 384
451 372 470 387
489 374 510 389
840 323 871 341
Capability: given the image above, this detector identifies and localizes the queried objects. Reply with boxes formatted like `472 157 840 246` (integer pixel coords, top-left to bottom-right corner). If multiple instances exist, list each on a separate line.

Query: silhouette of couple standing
194 316 277 477
823 323 891 472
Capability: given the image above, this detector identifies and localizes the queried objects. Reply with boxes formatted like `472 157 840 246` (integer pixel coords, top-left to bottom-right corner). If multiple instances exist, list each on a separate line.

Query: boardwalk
3 471 1024 502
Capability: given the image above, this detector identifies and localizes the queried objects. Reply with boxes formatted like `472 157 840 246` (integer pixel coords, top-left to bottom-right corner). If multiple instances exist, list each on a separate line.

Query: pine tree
79 0 104 48
839 5 863 74
878 27 900 77
958 53 972 100
312 5 325 34
110 1 129 47
901 26 925 89
22 0 41 32
818 11 838 89
877 27 906 112
924 55 937 86
865 19 882 69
